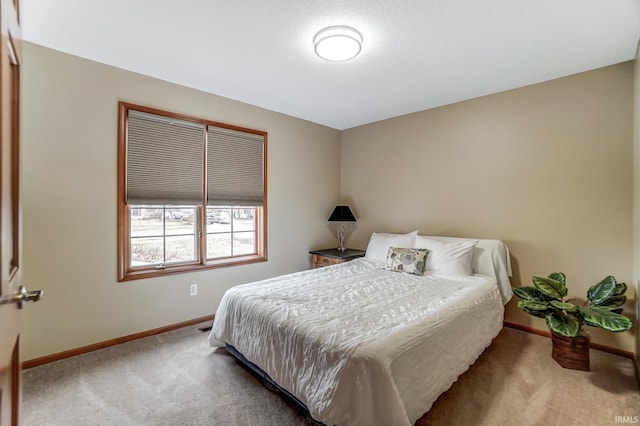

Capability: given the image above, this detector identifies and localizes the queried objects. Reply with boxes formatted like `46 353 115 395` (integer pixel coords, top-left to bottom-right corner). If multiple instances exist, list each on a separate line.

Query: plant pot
551 332 590 371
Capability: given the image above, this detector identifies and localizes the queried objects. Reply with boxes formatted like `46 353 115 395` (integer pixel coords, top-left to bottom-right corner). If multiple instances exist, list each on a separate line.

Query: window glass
129 206 197 267
206 207 257 259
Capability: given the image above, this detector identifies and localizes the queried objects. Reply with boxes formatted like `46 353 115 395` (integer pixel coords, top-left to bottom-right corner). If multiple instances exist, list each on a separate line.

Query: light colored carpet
22 324 639 426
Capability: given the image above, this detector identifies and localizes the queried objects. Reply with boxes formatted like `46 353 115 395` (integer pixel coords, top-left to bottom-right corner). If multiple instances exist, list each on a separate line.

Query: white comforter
210 258 504 426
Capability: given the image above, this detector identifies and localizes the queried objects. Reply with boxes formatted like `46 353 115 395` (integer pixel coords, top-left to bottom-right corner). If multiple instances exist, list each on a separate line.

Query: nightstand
309 248 366 269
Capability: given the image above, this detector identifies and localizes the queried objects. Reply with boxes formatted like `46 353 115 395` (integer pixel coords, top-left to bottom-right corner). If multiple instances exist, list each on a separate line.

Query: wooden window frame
117 102 267 282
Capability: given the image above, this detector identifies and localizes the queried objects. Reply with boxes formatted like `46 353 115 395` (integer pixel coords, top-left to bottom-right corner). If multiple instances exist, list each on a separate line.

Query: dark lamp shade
328 205 356 222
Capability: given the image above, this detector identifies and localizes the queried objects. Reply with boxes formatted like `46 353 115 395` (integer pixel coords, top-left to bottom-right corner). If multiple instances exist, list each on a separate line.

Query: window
118 102 267 281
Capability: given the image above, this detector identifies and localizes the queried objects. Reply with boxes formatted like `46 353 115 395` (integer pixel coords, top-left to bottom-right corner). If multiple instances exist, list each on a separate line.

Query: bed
209 232 513 426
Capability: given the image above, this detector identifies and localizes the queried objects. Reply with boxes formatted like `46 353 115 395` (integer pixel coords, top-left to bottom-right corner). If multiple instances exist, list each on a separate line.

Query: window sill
118 254 266 282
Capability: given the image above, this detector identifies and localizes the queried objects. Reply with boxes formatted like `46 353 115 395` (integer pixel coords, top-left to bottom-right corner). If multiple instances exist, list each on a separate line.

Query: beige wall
341 63 635 352
21 43 341 361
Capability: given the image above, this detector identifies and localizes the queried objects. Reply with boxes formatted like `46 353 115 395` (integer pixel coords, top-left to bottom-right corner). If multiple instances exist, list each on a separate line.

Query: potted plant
512 272 632 371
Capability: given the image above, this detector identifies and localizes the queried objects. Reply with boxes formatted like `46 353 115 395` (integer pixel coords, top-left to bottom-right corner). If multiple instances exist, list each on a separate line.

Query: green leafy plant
512 273 632 338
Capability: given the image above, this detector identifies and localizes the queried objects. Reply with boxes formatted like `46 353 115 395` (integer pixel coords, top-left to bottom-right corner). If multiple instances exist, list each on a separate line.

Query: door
0 1 41 424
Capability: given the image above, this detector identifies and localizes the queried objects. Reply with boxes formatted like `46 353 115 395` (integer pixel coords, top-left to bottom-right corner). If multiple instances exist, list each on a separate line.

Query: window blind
207 127 264 206
127 110 205 205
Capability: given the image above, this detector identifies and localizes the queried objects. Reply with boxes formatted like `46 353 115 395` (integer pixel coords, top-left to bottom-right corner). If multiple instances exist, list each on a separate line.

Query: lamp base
336 223 346 252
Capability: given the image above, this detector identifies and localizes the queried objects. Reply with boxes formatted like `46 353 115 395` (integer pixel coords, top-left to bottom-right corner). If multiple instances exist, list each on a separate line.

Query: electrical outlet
190 284 197 296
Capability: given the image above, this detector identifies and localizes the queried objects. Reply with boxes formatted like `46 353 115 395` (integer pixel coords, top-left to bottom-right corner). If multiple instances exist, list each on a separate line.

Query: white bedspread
210 258 504 426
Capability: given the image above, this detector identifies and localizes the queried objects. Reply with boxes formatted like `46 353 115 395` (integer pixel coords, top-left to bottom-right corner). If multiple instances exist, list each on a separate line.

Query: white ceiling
21 0 640 130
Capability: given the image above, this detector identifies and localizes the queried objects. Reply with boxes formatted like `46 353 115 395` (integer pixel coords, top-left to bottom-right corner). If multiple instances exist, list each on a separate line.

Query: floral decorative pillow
383 247 429 276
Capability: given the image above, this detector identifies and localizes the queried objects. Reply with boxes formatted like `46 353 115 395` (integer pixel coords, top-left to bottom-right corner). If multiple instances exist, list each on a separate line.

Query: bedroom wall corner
633 41 640 372
20 42 342 361
340 62 635 353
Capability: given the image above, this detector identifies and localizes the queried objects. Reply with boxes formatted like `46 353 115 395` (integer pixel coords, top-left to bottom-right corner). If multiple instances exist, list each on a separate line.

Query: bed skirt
226 344 312 416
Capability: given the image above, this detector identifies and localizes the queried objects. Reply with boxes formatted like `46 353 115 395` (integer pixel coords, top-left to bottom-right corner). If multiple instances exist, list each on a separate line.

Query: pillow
413 236 477 276
365 230 418 262
383 247 429 276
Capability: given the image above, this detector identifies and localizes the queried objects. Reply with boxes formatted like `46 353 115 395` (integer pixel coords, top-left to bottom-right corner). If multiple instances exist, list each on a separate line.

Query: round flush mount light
313 26 363 62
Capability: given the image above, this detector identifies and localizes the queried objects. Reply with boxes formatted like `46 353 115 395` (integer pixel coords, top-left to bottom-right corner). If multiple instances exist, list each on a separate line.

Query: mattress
209 257 504 425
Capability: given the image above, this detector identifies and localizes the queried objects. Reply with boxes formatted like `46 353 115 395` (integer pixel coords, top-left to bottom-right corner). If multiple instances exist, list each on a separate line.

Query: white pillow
365 230 418 262
413 236 477 276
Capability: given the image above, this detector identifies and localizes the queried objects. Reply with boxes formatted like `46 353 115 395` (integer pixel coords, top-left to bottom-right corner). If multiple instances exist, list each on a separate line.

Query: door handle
0 285 44 309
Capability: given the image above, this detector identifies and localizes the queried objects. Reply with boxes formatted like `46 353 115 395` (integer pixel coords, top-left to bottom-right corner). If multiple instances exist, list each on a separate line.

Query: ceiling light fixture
313 26 362 62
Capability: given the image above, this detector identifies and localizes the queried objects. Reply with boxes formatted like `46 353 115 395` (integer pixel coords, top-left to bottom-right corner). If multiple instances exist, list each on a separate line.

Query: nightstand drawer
312 255 342 268
309 248 366 269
